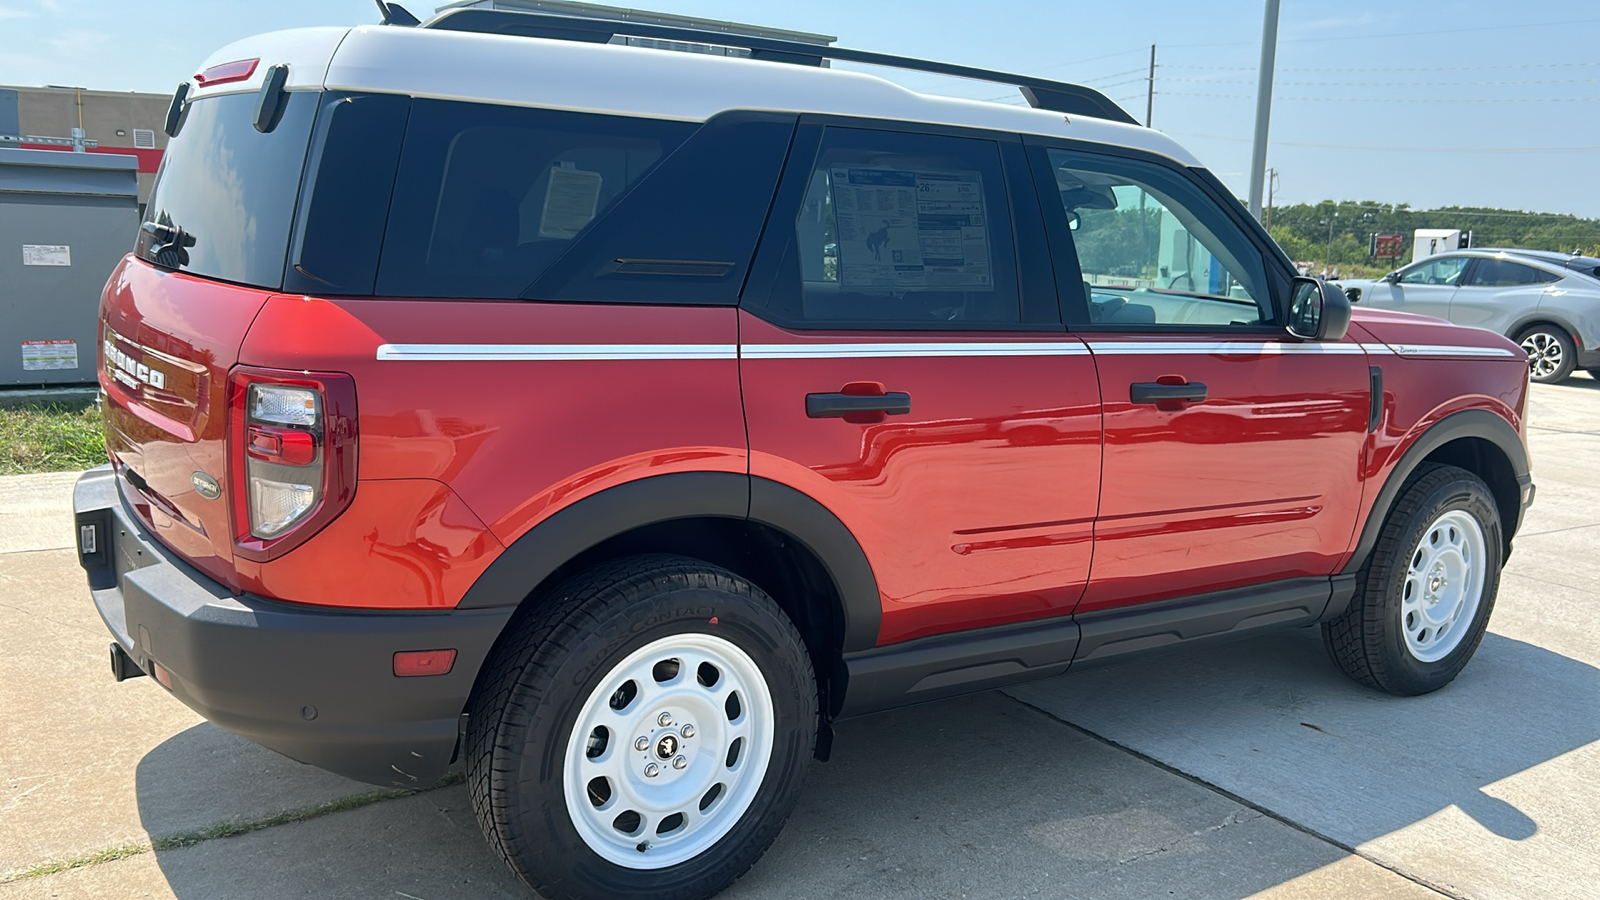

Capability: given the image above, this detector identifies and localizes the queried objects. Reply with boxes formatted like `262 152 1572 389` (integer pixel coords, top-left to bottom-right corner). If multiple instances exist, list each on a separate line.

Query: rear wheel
466 554 816 900
1323 464 1502 695
1517 325 1576 383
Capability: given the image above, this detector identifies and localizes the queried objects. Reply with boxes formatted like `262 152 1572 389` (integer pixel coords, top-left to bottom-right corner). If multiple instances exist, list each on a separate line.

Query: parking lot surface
3 375 1596 899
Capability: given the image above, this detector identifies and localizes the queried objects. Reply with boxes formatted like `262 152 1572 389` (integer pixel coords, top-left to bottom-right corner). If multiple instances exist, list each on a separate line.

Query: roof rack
421 8 1140 126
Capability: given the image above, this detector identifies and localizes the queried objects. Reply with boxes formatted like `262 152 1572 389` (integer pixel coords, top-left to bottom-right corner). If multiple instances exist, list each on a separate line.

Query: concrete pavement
3 375 1597 899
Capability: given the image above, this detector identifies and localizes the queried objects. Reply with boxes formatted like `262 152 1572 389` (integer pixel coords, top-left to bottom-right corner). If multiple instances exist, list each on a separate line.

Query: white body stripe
375 343 737 361
740 342 1090 359
1361 343 1518 359
375 340 1516 362
1085 341 1365 356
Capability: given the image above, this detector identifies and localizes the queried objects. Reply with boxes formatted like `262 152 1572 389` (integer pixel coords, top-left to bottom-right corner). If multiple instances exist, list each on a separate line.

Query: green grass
0 400 107 475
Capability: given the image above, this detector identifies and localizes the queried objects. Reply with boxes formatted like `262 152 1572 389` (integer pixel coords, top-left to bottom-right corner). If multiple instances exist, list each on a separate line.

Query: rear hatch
100 84 321 587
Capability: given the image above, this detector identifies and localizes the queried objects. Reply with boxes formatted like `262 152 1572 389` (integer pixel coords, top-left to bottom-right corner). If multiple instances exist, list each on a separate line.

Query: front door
739 122 1102 646
1029 143 1371 612
1367 254 1470 319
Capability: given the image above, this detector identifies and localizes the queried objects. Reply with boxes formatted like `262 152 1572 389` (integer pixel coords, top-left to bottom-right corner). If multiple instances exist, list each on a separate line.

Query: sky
3 0 1598 218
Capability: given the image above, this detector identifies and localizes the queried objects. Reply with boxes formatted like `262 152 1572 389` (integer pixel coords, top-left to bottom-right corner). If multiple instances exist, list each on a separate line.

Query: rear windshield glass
136 91 318 289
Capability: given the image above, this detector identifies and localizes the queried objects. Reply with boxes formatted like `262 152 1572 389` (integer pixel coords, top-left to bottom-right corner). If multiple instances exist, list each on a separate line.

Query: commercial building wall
1 85 169 207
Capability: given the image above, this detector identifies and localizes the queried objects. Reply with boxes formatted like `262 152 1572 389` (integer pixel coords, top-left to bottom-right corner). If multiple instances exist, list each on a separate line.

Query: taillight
229 367 357 562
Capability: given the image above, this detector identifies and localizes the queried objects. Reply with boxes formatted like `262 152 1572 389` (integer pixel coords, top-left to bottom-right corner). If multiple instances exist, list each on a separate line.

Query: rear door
1027 142 1370 613
1449 257 1560 332
739 121 1102 646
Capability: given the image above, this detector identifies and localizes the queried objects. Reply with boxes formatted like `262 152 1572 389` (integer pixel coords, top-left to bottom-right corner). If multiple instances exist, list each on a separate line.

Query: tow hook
110 642 146 682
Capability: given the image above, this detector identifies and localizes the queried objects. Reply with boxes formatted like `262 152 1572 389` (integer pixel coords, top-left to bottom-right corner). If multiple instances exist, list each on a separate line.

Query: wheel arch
455 472 882 724
1344 409 1529 576
1506 314 1580 346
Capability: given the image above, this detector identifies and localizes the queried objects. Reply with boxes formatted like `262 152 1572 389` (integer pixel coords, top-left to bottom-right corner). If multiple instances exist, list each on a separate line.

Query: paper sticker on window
21 340 78 370
539 165 604 239
831 168 992 291
22 245 71 266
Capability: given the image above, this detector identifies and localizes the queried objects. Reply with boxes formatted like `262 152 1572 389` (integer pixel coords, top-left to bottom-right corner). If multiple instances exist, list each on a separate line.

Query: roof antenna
374 1 420 26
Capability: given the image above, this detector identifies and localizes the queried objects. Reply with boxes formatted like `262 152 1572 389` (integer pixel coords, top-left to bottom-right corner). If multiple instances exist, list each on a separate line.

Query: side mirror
1382 271 1400 284
1287 276 1352 342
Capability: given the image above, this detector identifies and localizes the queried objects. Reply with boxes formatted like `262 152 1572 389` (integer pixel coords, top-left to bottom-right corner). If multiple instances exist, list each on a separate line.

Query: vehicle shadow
134 629 1599 899
1007 626 1600 856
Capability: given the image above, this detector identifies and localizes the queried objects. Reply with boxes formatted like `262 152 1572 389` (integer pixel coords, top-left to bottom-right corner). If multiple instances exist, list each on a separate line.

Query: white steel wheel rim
562 633 775 870
1521 332 1563 380
1401 510 1487 663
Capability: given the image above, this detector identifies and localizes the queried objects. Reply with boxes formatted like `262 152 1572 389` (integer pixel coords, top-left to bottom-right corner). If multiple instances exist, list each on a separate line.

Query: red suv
74 8 1535 900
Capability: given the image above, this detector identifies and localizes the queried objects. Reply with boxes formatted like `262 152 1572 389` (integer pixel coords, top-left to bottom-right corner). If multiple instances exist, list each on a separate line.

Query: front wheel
1518 325 1576 383
1323 464 1502 695
465 554 817 900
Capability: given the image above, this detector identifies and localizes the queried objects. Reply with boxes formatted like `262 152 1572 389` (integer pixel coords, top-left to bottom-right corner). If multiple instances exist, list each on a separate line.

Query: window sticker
22 245 71 266
21 340 78 370
831 168 992 291
539 164 604 239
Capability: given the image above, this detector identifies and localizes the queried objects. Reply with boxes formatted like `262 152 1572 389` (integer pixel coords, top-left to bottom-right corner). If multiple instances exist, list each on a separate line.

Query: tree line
1266 200 1600 272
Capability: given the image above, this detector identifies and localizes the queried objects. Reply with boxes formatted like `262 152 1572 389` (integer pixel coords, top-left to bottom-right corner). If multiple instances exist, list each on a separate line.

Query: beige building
1 85 171 207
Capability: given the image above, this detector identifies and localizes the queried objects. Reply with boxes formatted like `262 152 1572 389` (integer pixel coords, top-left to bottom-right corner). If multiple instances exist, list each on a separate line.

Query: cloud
0 6 34 19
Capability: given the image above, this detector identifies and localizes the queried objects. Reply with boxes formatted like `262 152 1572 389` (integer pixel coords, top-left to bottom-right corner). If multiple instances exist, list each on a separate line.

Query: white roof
194 24 1201 166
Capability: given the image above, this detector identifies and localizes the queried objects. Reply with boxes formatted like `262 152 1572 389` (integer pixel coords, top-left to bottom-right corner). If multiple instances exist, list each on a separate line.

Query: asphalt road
2 375 1596 900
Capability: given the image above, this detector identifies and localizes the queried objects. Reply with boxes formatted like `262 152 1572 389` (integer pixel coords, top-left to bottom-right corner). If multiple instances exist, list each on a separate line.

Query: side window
1399 256 1469 286
1041 148 1271 328
376 101 695 299
1466 259 1557 287
761 127 1021 328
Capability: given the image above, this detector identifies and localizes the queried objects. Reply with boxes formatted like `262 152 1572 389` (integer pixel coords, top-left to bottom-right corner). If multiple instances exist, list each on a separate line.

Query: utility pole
1145 44 1156 127
1265 168 1278 228
1324 211 1338 276
1247 0 1281 222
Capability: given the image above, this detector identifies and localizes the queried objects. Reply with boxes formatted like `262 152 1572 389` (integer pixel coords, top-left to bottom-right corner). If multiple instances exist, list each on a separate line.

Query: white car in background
1337 250 1600 383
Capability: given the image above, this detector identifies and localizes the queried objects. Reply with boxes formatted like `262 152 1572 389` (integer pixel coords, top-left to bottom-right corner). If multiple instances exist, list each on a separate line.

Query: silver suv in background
1337 250 1600 383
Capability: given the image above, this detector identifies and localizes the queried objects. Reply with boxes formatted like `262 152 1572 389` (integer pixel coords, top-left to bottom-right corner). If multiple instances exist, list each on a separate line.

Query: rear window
374 102 695 299
136 91 318 289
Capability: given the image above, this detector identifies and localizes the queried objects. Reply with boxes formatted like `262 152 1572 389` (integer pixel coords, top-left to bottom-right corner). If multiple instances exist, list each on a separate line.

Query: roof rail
422 8 1140 125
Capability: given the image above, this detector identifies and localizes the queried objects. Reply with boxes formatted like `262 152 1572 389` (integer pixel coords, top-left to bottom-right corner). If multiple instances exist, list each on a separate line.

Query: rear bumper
73 465 513 787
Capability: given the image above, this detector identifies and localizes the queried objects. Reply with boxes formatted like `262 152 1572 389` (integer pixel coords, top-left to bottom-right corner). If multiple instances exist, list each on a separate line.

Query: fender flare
1342 408 1529 576
455 472 882 652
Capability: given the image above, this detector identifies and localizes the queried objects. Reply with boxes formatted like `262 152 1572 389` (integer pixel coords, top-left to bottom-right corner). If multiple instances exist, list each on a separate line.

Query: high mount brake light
229 368 357 562
195 59 260 86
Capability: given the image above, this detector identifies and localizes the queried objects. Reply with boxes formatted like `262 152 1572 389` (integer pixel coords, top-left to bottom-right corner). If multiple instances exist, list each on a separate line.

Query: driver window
1043 148 1271 328
1398 256 1469 286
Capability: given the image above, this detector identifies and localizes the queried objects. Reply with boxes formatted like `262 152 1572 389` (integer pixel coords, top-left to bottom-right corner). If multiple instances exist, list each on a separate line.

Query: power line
1161 62 1600 73
1077 66 1149 85
1159 76 1600 87
1167 131 1600 153
1159 90 1600 103
1161 16 1600 48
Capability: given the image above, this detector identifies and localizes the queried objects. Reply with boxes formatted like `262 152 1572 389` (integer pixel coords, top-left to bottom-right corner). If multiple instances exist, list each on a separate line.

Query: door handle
805 391 912 418
1130 381 1207 404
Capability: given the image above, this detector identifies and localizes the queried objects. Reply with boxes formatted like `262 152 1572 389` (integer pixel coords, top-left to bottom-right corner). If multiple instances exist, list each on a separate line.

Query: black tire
465 554 816 900
1323 464 1502 695
1516 324 1576 383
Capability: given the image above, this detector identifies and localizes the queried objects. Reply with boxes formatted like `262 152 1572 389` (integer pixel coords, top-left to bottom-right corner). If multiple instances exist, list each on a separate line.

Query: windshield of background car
135 91 319 289
1398 256 1469 285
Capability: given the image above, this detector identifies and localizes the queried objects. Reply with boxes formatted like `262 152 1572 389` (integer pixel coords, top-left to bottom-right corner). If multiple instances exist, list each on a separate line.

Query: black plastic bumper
73 466 514 787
